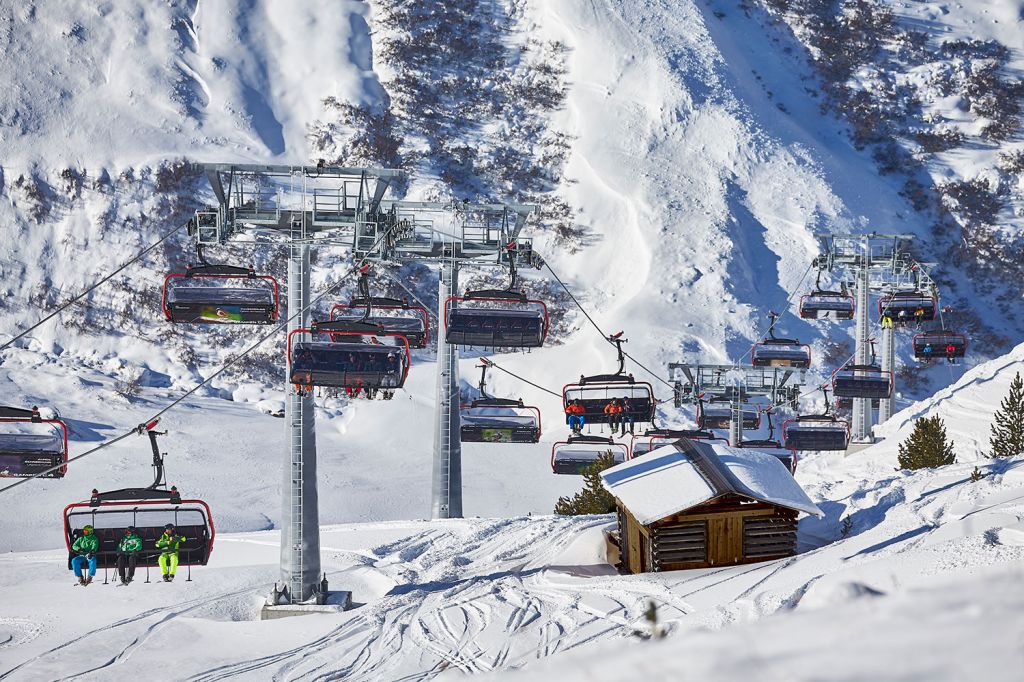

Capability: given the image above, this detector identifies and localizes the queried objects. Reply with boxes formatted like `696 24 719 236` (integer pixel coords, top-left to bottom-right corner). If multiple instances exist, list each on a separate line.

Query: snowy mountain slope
0 0 377 168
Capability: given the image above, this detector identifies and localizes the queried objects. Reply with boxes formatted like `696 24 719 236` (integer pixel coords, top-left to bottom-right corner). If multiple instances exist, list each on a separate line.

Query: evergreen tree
553 451 618 515
897 415 956 470
989 372 1024 459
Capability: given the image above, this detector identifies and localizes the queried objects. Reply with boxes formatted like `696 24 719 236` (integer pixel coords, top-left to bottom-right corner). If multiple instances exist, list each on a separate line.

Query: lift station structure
194 163 537 608
812 232 937 442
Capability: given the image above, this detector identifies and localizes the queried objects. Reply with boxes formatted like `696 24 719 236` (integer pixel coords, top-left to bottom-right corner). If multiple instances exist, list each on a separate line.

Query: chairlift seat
162 267 279 324
445 308 547 348
751 340 811 369
879 292 937 323
832 365 892 399
64 499 214 570
0 407 68 479
736 440 797 474
562 379 656 425
799 291 854 320
460 402 541 443
697 406 760 430
289 341 409 390
332 300 430 348
630 429 724 457
551 436 629 475
912 332 966 359
783 417 850 451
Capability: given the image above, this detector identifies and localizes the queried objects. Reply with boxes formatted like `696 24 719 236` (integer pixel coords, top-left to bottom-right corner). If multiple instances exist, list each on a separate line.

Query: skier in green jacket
156 523 186 582
71 525 99 586
116 526 143 585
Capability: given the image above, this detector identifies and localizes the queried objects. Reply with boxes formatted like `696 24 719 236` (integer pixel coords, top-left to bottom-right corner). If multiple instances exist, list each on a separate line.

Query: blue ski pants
71 554 97 577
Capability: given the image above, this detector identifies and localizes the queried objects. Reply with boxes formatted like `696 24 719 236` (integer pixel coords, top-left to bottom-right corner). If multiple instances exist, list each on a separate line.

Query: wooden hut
600 438 822 573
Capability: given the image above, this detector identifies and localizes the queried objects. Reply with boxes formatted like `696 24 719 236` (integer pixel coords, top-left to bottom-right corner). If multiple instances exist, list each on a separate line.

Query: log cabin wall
616 494 800 573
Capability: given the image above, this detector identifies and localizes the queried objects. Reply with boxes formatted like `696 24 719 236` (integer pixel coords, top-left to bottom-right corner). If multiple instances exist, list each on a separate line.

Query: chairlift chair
62 425 215 572
460 361 541 443
832 364 892 399
735 412 798 473
751 312 811 369
162 264 279 325
799 290 854 320
696 397 760 430
912 331 967 360
879 290 937 323
783 391 850 452
330 269 430 348
561 334 655 426
444 247 549 349
551 435 629 475
288 321 411 391
0 406 69 479
629 428 726 458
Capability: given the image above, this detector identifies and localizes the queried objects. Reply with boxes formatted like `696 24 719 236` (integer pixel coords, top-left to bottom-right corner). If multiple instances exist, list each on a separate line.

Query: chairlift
460 360 541 443
629 428 726 458
751 312 811 369
288 320 411 392
735 411 798 473
162 245 279 324
561 333 656 426
330 269 430 348
696 396 760 430
799 274 854 320
879 290 937 323
62 424 215 573
783 390 850 452
444 244 549 349
551 435 629 475
0 406 69 479
832 363 892 399
912 331 966 360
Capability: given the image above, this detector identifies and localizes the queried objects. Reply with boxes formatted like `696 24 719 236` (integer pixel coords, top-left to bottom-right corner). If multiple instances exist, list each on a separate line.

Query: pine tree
897 415 956 470
553 451 618 515
989 372 1024 459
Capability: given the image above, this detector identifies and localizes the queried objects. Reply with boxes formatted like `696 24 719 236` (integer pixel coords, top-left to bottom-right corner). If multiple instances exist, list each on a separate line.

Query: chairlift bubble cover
0 413 68 478
783 418 850 451
163 272 279 324
551 437 629 475
751 340 811 369
460 403 541 443
290 340 408 390
832 365 893 399
332 302 430 348
799 292 855 320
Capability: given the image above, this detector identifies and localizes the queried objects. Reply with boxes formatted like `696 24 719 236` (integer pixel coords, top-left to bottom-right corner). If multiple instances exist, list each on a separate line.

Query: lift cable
0 222 189 352
0 222 402 496
478 357 561 398
541 261 675 395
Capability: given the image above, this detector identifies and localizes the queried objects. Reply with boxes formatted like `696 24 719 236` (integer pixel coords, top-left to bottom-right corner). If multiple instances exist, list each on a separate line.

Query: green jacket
72 533 99 554
156 532 186 554
118 534 143 553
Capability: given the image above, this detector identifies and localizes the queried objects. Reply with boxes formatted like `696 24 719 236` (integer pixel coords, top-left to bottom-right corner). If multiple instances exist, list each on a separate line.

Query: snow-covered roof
600 440 822 525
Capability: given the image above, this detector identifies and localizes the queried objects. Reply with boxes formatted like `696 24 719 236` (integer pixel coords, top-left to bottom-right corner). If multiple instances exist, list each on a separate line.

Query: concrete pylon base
260 591 353 620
